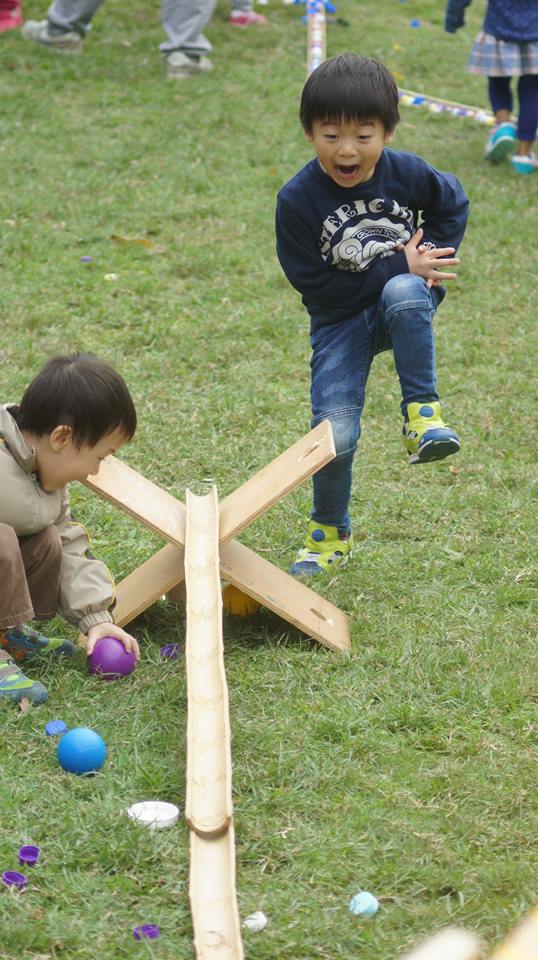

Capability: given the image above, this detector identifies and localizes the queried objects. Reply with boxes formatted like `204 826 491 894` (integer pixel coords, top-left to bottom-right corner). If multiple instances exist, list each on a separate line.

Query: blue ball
56 727 107 776
349 891 379 918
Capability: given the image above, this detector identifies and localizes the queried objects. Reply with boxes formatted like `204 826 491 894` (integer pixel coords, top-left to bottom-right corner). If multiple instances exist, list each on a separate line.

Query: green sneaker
402 401 460 465
290 521 353 576
0 650 48 704
0 625 76 663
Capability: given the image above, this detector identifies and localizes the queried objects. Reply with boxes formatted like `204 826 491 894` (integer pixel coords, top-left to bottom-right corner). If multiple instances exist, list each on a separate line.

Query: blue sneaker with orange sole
403 401 460 465
0 624 76 663
0 649 48 704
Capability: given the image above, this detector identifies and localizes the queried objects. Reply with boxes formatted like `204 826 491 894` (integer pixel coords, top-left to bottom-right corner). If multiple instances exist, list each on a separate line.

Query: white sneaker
165 50 213 79
21 19 83 53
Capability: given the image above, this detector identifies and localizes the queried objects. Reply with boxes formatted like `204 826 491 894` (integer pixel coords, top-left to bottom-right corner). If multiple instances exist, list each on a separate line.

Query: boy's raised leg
380 274 460 464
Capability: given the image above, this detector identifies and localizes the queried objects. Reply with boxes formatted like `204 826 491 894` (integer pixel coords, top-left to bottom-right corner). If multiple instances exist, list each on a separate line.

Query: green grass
1 0 537 957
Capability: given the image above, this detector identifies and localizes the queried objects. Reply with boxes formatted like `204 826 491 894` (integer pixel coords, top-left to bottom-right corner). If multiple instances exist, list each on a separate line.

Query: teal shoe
290 521 353 576
484 122 517 163
0 651 48 704
511 152 538 175
1 625 76 663
403 401 460 465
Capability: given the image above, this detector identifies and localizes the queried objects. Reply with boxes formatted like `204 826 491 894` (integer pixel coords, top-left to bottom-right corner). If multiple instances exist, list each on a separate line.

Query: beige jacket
0 404 114 634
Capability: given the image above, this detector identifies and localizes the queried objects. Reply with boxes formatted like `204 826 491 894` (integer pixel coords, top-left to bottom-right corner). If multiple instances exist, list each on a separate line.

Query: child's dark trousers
0 523 61 628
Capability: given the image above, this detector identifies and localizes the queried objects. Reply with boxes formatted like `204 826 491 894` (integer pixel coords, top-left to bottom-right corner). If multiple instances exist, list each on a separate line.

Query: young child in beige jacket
0 352 140 705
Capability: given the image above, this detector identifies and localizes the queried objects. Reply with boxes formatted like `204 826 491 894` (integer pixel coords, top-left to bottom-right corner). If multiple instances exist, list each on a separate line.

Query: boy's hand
404 228 459 285
84 622 140 660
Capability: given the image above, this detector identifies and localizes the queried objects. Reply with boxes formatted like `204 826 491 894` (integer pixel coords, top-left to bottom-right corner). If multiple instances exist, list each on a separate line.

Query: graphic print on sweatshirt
319 197 415 273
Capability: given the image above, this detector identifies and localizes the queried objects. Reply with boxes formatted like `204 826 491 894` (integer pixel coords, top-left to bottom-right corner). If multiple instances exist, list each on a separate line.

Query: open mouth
335 164 359 178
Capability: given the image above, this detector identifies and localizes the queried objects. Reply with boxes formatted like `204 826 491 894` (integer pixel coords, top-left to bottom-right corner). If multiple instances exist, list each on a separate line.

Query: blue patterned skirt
468 31 538 77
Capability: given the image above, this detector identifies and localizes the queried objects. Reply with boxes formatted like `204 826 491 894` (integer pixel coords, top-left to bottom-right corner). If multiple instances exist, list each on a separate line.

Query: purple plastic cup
160 643 182 659
133 924 160 940
2 871 27 890
87 636 136 680
18 846 40 867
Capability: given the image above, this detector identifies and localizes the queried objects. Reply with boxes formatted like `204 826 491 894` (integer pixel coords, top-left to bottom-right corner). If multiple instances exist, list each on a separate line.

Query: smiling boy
0 353 140 704
276 54 469 576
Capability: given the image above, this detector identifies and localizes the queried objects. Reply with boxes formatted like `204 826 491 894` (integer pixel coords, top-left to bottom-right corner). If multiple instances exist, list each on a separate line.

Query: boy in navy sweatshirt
276 54 469 576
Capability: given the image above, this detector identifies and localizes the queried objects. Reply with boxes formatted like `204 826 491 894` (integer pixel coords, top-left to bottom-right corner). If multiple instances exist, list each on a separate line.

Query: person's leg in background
512 73 538 173
229 0 267 28
0 0 23 32
161 0 217 78
484 76 518 162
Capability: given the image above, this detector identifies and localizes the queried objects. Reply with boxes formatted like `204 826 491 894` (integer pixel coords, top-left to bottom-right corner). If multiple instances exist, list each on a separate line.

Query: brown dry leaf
19 697 31 713
448 465 462 475
110 234 155 248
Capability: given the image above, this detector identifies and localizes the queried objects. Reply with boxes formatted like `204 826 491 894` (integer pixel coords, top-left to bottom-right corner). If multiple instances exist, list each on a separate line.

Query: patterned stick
306 0 326 75
399 87 495 125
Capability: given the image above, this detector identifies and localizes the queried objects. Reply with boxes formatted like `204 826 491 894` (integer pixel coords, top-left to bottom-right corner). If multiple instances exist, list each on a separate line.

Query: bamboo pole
185 487 232 838
401 927 483 960
489 906 538 960
185 486 243 959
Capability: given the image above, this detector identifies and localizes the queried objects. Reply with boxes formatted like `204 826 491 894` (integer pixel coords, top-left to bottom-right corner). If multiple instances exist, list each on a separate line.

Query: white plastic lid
126 800 180 829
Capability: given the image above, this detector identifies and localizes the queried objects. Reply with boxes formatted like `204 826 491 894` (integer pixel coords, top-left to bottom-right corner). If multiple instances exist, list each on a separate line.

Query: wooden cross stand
84 421 349 958
84 420 350 654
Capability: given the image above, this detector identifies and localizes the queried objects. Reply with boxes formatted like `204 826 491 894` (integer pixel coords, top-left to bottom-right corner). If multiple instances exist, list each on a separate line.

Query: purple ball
87 636 136 680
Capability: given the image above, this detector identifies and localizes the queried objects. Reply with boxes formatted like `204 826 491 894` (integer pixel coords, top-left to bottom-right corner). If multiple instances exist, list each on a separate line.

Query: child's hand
404 228 460 284
84 622 140 660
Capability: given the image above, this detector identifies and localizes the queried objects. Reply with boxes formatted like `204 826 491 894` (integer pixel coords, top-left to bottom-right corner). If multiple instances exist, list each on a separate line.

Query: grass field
0 0 537 957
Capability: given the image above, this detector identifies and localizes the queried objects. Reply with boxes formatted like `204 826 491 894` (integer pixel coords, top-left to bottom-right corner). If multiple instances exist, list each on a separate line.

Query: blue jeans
310 274 443 531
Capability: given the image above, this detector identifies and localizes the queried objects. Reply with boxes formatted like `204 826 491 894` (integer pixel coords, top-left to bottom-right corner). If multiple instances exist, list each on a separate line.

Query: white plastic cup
126 801 180 830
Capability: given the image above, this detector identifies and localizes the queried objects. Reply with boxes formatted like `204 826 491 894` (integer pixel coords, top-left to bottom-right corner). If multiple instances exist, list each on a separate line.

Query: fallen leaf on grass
110 234 155 248
448 465 462 474
19 698 31 713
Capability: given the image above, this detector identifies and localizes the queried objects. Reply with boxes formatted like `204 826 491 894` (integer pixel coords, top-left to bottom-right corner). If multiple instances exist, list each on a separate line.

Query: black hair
15 353 137 447
300 53 400 134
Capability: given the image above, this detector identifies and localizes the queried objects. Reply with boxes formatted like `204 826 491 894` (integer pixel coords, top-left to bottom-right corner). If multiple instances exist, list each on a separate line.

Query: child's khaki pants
0 523 61 628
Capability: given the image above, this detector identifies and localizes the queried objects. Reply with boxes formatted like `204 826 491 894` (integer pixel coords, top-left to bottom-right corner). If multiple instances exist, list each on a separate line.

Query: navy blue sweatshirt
276 149 469 331
445 0 538 43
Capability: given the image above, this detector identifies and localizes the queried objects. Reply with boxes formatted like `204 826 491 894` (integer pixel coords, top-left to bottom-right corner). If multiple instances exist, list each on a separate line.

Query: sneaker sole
485 136 516 163
0 685 48 704
27 41 82 53
21 26 83 52
290 551 352 577
408 437 461 465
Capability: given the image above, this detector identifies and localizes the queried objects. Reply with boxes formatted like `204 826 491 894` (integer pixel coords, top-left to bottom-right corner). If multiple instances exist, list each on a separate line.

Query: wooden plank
218 420 335 543
219 539 350 654
85 422 334 549
108 538 349 653
83 422 349 653
84 457 186 545
189 823 244 960
112 543 184 627
185 488 233 838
